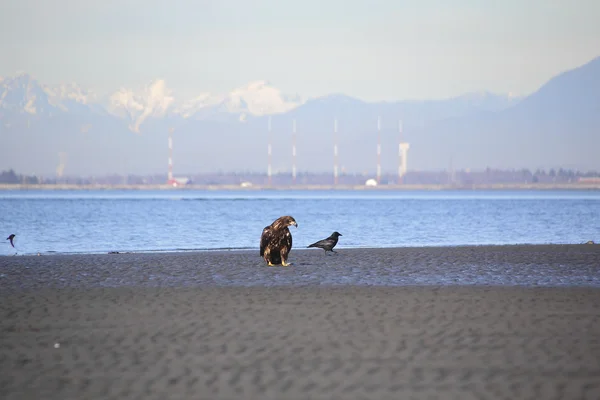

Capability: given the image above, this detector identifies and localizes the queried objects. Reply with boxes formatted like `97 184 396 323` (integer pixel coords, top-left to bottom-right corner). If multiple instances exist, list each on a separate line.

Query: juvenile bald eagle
307 231 342 254
259 216 298 266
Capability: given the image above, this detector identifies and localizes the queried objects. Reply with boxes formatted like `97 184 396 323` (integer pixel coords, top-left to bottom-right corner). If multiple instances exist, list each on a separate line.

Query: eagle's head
275 215 298 229
331 231 342 237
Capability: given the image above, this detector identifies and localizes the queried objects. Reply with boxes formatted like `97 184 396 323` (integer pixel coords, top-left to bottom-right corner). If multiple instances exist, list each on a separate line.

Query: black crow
307 231 342 254
6 234 15 248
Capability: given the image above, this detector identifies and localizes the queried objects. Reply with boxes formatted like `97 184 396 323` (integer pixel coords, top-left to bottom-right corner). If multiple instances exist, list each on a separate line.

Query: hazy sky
1 0 599 101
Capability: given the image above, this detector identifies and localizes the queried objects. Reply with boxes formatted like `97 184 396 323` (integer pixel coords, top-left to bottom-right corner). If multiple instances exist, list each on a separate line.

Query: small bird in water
6 234 16 248
307 231 342 254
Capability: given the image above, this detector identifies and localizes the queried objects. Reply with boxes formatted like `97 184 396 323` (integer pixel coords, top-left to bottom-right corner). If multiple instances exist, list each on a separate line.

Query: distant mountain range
1 55 598 177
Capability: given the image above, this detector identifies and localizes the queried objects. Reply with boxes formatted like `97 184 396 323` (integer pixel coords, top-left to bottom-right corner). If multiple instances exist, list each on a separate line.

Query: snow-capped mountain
173 92 221 119
173 80 304 122
2 55 600 176
103 79 304 127
0 72 56 116
1 72 520 133
0 73 104 118
45 82 99 112
0 74 307 130
219 80 303 116
107 80 175 133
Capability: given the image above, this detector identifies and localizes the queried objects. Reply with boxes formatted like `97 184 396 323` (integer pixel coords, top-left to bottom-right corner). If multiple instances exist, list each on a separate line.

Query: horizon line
4 167 600 178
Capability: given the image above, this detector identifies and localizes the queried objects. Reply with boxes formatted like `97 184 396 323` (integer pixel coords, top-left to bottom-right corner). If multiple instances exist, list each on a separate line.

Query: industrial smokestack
292 119 297 185
334 118 339 185
377 116 381 184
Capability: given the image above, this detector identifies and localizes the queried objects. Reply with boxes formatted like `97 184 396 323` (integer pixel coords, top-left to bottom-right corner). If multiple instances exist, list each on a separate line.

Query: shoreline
2 244 599 291
0 241 600 257
2 241 598 257
2 183 600 191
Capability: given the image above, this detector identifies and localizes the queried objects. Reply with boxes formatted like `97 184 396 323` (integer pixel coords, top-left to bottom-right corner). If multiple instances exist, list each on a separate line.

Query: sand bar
1 245 600 399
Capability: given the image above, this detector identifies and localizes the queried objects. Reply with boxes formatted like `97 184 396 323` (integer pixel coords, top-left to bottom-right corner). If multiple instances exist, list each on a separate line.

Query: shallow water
1 189 599 256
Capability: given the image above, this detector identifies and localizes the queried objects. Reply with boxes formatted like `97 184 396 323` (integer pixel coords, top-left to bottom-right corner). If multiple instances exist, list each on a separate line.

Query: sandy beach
1 245 600 399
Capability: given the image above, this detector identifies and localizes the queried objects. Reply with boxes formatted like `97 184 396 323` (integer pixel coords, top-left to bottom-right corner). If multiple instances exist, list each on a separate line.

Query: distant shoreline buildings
1 167 599 188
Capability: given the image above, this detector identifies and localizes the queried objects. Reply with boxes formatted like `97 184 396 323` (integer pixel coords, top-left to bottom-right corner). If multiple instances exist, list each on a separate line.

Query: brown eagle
259 216 298 266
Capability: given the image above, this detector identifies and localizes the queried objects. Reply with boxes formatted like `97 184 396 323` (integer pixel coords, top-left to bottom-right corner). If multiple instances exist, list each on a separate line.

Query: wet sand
1 245 600 399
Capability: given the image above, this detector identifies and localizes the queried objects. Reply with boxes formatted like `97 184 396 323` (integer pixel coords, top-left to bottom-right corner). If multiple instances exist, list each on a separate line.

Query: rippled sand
1 245 600 399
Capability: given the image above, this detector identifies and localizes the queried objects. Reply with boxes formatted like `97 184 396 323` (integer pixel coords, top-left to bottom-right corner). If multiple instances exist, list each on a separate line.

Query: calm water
1 189 599 256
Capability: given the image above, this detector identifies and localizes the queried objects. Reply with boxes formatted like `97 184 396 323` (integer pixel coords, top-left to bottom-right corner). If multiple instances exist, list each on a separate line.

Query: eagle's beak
292 222 298 227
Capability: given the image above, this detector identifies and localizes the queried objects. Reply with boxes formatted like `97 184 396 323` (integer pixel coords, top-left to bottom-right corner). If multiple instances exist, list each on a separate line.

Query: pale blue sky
1 0 599 101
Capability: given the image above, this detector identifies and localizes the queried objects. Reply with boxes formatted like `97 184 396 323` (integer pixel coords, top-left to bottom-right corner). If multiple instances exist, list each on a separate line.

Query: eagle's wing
260 226 272 256
274 227 292 262
285 228 293 250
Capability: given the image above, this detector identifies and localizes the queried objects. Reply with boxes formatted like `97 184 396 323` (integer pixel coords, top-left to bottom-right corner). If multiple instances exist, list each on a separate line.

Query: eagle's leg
279 248 291 266
265 256 276 267
263 248 275 266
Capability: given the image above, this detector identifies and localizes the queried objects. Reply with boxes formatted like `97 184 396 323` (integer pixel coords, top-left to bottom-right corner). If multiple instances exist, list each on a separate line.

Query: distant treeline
1 168 599 186
0 169 40 184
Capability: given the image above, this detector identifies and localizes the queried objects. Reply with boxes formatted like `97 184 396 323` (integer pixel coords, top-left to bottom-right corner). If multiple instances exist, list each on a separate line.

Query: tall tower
292 119 297 185
449 157 455 185
334 118 339 185
398 120 403 184
377 116 382 184
267 116 272 186
399 142 410 181
56 152 67 178
398 119 410 182
168 127 174 182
